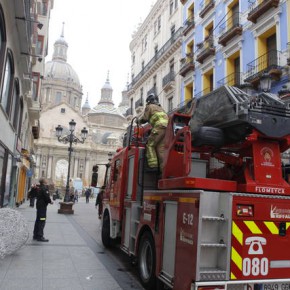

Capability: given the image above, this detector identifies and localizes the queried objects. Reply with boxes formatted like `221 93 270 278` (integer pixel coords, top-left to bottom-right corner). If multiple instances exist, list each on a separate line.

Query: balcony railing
199 0 215 18
217 72 242 87
162 71 175 87
244 49 282 83
183 16 195 36
218 13 242 46
128 27 183 90
162 71 175 92
196 36 215 64
247 0 280 23
179 53 195 77
125 107 133 117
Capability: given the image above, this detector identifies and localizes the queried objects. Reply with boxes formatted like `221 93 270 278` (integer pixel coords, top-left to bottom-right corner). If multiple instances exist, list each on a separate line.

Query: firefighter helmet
146 93 158 104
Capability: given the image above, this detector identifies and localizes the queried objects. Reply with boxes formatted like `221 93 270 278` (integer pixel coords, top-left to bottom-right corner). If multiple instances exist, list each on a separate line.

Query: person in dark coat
95 189 103 219
85 188 91 203
33 178 53 242
28 184 38 207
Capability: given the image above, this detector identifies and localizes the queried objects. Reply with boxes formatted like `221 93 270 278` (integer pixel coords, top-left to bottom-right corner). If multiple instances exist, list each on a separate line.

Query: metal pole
65 132 73 202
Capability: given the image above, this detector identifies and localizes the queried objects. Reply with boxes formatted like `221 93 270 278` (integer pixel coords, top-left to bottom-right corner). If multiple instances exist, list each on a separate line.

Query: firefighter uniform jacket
139 103 168 127
36 185 52 209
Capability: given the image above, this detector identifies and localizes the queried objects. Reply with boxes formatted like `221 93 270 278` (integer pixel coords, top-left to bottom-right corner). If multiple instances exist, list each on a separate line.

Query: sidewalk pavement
0 197 143 290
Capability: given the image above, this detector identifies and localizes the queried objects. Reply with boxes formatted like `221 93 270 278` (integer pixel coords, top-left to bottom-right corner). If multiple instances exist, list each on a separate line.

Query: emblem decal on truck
270 205 290 219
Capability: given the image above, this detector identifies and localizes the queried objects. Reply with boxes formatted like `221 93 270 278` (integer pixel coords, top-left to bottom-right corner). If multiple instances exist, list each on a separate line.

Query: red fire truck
99 86 290 290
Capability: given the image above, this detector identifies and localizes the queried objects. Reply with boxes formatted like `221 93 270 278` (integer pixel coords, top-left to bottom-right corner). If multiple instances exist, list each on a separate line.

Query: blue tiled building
180 0 289 102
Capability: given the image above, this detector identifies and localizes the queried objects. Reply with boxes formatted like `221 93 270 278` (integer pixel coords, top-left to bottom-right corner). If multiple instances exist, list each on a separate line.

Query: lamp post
55 119 88 203
260 72 272 92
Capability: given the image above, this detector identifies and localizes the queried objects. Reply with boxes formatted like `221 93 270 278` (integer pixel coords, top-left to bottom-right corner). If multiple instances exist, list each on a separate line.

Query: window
140 87 144 104
142 61 145 70
170 59 174 72
1 51 14 115
171 25 175 37
17 98 23 137
154 45 158 55
132 53 135 64
142 34 147 51
36 35 44 55
0 5 7 86
170 0 174 15
61 108 65 113
168 97 173 112
55 91 61 104
10 79 20 130
32 73 40 101
158 16 161 31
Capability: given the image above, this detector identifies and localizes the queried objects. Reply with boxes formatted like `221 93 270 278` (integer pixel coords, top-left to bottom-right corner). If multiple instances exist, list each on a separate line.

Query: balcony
244 49 282 85
247 0 280 23
183 16 195 36
199 0 215 19
196 36 215 64
162 71 175 92
135 98 144 114
128 27 183 90
218 13 242 46
179 53 195 77
217 72 242 88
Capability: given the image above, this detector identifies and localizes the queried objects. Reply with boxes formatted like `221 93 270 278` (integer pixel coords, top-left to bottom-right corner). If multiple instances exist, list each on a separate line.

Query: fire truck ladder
196 191 232 281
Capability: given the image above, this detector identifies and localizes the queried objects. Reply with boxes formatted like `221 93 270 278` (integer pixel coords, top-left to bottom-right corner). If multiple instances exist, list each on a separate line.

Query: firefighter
33 178 53 242
138 93 168 171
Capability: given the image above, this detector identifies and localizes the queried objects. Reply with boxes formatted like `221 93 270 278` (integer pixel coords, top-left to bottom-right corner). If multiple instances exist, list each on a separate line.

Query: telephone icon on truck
245 236 266 255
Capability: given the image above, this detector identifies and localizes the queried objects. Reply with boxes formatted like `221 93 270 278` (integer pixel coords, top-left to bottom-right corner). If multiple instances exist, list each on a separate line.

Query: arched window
0 5 7 85
11 78 20 131
1 50 14 115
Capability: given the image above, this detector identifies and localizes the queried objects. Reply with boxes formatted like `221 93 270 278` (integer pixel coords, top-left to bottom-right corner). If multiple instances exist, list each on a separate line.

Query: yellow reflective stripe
231 272 237 280
244 221 262 234
287 222 290 230
40 218 46 221
149 112 168 126
231 246 242 271
232 221 243 245
264 221 279 235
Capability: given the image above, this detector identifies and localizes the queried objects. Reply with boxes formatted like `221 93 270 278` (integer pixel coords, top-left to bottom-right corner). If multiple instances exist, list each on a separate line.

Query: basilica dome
44 60 80 87
44 30 81 88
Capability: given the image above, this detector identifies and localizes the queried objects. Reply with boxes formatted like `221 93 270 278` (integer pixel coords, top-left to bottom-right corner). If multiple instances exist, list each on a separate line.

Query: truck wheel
101 212 111 248
138 231 156 289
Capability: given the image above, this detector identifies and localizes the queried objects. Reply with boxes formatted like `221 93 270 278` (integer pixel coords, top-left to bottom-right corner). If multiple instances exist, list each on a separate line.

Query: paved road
0 196 144 290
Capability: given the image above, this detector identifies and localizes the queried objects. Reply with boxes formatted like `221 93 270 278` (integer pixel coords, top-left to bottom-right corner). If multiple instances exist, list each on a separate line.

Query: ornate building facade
34 29 128 190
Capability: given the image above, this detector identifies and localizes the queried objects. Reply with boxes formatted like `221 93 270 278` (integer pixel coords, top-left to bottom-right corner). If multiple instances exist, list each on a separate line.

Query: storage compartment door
162 201 178 279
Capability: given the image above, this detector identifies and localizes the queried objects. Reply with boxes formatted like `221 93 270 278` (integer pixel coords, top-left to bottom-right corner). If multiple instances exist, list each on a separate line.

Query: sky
47 0 156 108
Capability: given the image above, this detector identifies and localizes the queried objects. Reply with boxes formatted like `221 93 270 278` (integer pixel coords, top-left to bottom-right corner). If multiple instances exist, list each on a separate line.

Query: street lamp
55 119 88 202
260 72 272 92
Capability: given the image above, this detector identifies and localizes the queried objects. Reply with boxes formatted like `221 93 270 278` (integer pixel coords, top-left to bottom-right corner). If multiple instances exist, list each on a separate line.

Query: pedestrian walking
28 184 38 207
33 178 53 242
95 189 103 219
85 188 91 203
74 189 78 203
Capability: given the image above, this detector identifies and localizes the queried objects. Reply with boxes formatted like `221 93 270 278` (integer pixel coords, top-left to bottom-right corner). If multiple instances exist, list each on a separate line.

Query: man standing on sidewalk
33 178 53 242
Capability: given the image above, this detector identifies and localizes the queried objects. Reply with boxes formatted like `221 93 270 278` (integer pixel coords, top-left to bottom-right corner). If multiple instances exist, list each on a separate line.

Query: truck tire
101 212 111 248
138 231 156 289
